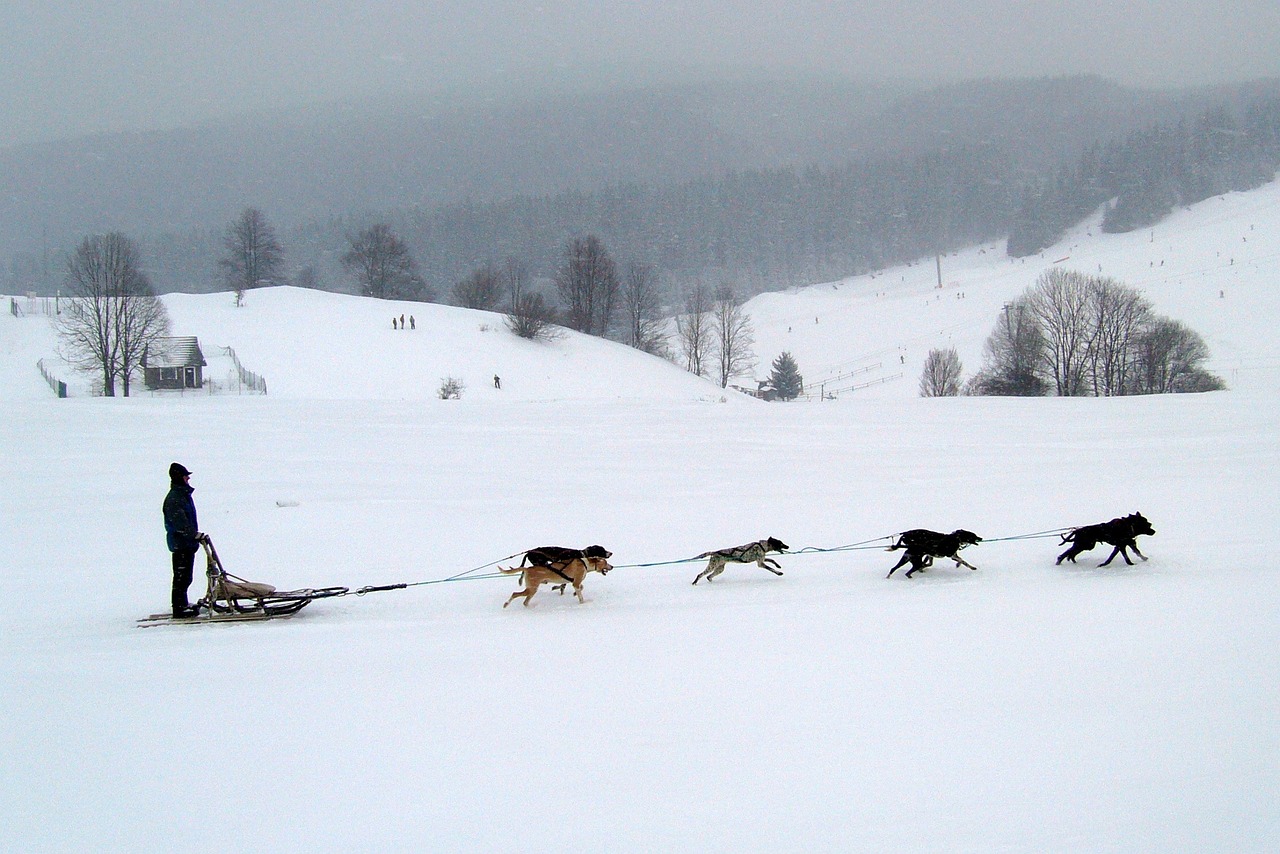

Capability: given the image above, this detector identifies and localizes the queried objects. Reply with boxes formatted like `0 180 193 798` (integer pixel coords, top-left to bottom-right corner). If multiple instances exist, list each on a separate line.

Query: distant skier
162 463 206 618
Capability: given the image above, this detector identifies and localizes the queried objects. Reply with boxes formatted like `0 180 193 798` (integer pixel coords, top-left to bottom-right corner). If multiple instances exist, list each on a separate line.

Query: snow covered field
3 182 1279 852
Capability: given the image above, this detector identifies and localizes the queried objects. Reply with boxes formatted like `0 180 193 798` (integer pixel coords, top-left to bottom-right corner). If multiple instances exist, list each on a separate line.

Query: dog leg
573 581 585 603
757 559 784 576
954 555 978 571
1100 546 1123 567
1057 544 1084 564
693 562 714 584
904 556 929 578
698 557 727 583
1131 543 1148 561
886 553 911 578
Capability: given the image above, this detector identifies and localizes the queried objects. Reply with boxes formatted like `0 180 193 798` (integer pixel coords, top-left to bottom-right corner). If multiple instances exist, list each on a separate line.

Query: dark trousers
171 549 197 614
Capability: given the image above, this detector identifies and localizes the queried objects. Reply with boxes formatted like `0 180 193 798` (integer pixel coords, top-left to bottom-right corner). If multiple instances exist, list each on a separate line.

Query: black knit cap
169 462 192 480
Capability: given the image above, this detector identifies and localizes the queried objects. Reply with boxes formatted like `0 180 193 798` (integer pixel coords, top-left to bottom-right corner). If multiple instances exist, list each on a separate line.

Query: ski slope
2 181 1279 852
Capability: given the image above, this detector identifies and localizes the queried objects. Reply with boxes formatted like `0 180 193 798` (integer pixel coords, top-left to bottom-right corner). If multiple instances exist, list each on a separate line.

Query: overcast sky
4 1 1279 149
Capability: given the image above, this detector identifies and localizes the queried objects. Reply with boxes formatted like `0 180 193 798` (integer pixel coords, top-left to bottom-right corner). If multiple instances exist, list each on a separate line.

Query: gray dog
693 537 789 584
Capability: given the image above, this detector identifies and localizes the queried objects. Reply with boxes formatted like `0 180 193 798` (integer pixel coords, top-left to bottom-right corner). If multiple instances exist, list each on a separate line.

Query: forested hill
5 75 1277 297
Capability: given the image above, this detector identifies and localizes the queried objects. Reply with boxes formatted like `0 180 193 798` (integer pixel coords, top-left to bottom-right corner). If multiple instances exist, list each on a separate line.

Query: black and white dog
693 537 789 584
1056 513 1154 566
885 529 982 578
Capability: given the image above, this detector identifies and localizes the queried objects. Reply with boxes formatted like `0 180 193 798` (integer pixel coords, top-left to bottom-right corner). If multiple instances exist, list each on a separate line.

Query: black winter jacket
163 482 200 553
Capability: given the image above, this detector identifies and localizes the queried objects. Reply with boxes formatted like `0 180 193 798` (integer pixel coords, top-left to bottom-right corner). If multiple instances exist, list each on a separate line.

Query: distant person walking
163 463 205 618
400 314 405 330
410 315 416 330
494 375 501 389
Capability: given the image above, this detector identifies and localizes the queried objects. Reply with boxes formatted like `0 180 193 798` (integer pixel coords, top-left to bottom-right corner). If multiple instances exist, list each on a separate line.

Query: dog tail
498 565 524 576
1059 530 1077 545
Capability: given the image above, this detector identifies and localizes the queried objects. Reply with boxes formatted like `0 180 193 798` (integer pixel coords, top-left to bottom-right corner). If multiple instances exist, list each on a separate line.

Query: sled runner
138 536 348 626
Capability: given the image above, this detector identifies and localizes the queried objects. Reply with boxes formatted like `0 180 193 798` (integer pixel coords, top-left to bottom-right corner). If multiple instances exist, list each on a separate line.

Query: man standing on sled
163 462 206 618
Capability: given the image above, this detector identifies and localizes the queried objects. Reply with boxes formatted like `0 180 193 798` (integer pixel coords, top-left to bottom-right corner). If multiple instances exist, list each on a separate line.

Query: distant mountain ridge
3 74 1269 294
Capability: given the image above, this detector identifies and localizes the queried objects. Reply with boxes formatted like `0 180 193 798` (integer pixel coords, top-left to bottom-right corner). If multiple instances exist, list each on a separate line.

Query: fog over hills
1 74 1234 292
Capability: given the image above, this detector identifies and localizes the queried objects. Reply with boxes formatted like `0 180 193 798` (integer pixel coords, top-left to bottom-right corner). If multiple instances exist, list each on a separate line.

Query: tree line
14 83 1279 313
920 268 1223 399
1007 92 1280 256
142 88 1279 306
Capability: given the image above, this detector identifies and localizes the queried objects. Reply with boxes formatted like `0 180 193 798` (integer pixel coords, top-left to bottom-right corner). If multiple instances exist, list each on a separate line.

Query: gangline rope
344 527 1076 597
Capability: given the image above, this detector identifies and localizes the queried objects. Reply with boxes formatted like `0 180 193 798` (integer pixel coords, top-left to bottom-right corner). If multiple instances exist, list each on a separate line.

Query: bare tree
220 208 284 306
554 235 618 335
711 286 755 388
919 347 963 397
502 257 528 305
115 282 171 397
342 224 426 300
1085 277 1151 396
1133 317 1224 393
675 283 713 377
504 258 559 341
57 233 169 396
453 262 506 311
621 261 667 355
968 297 1046 396
1028 268 1092 396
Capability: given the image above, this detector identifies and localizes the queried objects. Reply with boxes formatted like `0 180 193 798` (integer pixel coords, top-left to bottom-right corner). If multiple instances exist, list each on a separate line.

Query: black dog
520 545 612 568
1056 513 1154 566
886 529 982 578
519 545 613 584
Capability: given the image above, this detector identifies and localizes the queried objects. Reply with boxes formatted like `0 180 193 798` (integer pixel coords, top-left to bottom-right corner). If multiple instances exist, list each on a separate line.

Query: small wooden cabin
143 337 207 390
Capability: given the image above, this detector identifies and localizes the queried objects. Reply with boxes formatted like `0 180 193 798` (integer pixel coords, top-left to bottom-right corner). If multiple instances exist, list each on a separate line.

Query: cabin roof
145 336 207 368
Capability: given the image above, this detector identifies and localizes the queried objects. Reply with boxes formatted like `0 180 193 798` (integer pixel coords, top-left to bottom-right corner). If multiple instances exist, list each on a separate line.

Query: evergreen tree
768 351 804 401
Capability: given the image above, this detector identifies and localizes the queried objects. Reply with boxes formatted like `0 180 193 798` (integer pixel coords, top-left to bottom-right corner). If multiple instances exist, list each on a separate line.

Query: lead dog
501 554 613 607
693 537 789 584
1056 513 1154 566
886 529 982 578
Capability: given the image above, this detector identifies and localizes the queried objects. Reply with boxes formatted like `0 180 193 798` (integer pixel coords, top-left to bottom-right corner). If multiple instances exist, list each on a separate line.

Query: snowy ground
3 182 1279 852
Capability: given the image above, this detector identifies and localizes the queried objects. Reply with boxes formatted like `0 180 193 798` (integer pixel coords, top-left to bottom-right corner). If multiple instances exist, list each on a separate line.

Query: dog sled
138 536 348 626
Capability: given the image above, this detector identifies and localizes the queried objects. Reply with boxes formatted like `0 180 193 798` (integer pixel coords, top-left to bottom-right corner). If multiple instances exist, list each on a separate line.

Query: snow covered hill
2 181 1278 853
748 178 1280 398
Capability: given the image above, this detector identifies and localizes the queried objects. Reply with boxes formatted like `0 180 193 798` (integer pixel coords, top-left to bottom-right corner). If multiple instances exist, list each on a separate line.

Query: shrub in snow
437 377 465 400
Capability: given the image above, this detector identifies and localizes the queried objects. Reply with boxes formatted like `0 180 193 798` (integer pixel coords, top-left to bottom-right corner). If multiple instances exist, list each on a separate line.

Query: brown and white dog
500 553 613 607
